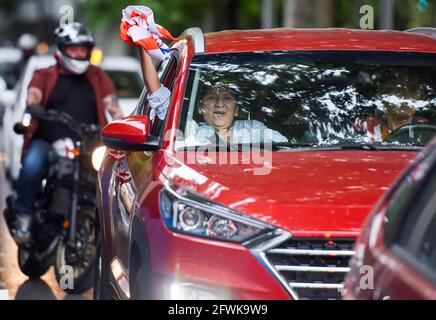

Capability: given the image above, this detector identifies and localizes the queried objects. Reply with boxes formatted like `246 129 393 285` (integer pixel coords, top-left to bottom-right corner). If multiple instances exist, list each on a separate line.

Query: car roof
203 28 436 54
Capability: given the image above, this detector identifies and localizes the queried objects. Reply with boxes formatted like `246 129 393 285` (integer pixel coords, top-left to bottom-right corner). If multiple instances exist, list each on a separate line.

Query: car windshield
105 70 143 99
177 51 436 150
0 62 13 76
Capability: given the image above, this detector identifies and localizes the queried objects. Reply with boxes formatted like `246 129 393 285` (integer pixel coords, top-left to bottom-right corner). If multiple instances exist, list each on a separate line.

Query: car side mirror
101 115 159 151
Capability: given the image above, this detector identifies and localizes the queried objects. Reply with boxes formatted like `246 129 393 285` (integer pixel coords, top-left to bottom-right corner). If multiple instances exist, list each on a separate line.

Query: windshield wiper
270 143 378 151
272 143 422 152
331 144 425 151
178 144 264 152
178 143 423 152
334 144 379 151
271 143 318 151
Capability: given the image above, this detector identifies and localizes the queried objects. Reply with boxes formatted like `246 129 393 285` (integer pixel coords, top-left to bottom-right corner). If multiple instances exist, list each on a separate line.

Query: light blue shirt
149 86 289 145
148 86 171 120
195 120 288 145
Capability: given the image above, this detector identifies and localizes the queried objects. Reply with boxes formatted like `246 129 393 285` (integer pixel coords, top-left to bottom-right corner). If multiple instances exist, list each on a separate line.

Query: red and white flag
120 6 178 61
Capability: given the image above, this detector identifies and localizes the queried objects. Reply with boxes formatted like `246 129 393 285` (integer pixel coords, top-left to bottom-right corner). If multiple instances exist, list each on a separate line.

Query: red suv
93 28 436 300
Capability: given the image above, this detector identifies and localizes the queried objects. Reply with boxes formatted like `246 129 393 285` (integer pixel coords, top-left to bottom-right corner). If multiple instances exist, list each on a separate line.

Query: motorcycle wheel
18 247 50 279
54 212 97 294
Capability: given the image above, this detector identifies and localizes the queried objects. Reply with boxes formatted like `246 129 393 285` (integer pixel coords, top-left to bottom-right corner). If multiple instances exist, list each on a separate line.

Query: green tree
84 0 264 36
0 0 24 12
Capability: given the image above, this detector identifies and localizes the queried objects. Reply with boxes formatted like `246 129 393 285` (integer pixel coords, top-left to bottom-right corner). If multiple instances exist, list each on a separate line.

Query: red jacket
23 64 115 155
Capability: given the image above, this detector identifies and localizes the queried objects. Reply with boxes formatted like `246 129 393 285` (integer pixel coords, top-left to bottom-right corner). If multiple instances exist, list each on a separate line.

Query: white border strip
0 289 9 300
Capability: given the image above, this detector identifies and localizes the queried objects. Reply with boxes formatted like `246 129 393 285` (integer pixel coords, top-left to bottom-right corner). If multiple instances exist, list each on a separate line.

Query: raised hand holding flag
120 6 179 61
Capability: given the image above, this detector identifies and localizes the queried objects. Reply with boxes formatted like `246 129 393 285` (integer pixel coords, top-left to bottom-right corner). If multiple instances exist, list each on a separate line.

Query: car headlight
91 146 106 171
160 186 272 243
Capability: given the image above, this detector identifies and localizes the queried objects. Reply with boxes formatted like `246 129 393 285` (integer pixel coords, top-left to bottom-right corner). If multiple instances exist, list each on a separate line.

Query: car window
178 51 436 149
416 188 436 273
0 62 13 76
382 147 436 283
396 167 436 248
135 53 175 117
383 154 433 247
147 53 178 139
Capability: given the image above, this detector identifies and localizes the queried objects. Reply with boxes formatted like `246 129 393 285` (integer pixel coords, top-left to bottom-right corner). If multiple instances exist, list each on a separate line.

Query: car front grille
264 237 355 300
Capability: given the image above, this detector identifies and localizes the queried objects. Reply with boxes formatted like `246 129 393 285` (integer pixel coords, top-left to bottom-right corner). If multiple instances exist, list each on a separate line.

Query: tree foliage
84 0 268 35
0 0 24 12
83 0 435 36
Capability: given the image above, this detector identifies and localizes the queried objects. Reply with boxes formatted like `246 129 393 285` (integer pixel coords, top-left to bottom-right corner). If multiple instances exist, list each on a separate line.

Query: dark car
344 138 436 300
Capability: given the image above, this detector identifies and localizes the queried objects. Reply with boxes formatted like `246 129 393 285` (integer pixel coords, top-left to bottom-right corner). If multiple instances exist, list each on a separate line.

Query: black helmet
54 22 95 74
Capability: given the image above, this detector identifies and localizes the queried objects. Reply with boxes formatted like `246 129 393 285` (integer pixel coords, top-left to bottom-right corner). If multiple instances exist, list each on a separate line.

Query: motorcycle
3 106 106 294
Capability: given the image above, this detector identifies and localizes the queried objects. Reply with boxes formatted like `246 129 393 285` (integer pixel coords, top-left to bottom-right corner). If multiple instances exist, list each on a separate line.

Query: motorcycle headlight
22 113 32 127
91 146 106 171
160 186 271 243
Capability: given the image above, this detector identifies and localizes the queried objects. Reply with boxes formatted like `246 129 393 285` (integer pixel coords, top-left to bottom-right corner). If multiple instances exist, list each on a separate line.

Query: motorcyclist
12 22 123 244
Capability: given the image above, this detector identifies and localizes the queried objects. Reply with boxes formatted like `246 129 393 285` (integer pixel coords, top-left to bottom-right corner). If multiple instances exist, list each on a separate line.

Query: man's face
201 87 238 130
388 104 415 120
386 88 420 121
65 45 89 60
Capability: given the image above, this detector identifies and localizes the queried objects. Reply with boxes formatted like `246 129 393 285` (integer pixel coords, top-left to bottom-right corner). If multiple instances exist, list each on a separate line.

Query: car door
372 150 436 299
109 53 180 274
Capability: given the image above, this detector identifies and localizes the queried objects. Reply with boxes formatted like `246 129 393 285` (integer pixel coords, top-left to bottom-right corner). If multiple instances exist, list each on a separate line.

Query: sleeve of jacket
28 68 48 93
98 68 116 98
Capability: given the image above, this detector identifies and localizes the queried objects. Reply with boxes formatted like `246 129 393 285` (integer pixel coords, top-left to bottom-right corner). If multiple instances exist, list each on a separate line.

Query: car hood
162 151 415 236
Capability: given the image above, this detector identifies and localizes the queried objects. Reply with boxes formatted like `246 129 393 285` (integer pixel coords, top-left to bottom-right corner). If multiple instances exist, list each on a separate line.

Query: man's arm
137 47 171 121
26 68 48 107
27 87 43 106
139 47 161 94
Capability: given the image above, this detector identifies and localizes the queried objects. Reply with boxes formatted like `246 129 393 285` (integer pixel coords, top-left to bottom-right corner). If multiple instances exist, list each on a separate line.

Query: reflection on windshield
178 51 436 149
